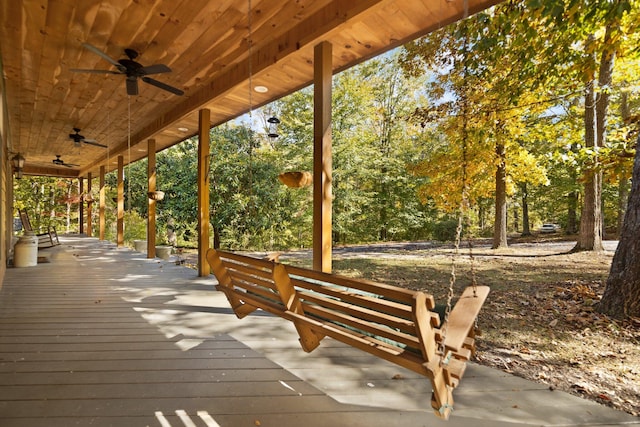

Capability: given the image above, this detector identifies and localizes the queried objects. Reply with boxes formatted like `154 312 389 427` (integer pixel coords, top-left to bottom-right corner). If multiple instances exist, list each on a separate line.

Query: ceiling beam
23 165 80 178
79 0 385 176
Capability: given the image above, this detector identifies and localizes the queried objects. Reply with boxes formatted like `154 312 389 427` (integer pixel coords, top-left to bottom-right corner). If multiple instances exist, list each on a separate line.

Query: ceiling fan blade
141 64 171 75
70 68 122 74
82 140 108 148
81 43 122 68
141 76 184 96
126 77 139 96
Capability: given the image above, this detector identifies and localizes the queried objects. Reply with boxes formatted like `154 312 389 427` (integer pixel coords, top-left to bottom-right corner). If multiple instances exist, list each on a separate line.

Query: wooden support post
147 139 157 258
86 173 92 237
79 178 84 234
197 108 211 276
99 166 105 240
117 155 124 247
313 41 333 273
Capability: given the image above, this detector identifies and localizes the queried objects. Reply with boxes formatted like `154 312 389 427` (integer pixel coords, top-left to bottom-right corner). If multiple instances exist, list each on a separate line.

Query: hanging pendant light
267 116 280 138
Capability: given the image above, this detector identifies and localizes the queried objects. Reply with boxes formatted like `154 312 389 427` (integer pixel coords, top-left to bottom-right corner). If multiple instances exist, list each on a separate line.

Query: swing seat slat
442 285 490 355
207 249 489 420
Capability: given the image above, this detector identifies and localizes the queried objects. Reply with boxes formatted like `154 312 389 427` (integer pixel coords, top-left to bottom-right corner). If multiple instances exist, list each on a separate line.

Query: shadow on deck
0 236 637 427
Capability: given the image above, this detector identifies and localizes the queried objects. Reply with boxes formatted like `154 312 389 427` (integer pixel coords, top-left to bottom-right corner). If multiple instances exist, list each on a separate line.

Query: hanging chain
246 0 255 217
466 214 478 297
462 0 477 299
439 199 465 357
439 4 472 355
127 96 132 213
106 111 110 174
247 0 253 120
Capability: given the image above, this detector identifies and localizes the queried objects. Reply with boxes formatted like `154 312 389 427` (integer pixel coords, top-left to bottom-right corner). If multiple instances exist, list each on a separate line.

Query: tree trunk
617 92 630 235
599 135 640 319
380 164 388 241
521 183 531 236
493 141 508 249
574 33 606 252
618 178 629 236
574 79 603 251
213 226 221 249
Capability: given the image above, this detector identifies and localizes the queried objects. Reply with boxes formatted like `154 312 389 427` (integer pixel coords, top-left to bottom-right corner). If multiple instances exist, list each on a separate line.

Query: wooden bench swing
207 248 489 420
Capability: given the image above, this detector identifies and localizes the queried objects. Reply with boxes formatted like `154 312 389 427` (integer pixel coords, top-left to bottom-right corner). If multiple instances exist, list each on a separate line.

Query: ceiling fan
69 128 107 148
71 43 184 96
53 155 79 168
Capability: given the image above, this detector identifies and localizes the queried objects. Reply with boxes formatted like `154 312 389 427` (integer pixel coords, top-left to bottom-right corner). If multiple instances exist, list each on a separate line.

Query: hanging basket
278 171 312 188
148 191 165 201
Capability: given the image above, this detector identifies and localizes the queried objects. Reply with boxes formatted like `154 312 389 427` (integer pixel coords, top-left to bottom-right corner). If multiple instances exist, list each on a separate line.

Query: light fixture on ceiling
254 85 268 93
11 153 25 179
178 127 189 132
267 116 280 138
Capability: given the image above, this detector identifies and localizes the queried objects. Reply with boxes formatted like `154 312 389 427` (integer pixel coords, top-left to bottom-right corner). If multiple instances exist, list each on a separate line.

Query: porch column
79 178 84 234
117 155 124 247
99 166 106 240
86 172 93 237
147 138 157 258
197 108 211 276
313 41 333 273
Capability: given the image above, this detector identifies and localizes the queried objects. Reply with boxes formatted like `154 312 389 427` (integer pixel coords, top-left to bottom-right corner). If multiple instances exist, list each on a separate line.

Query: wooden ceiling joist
0 0 502 179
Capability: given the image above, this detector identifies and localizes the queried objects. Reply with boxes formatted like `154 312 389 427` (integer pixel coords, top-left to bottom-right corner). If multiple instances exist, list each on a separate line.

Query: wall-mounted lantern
12 153 25 179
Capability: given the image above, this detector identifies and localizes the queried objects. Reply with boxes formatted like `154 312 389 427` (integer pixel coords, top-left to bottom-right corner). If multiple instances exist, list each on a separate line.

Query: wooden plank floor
0 237 638 427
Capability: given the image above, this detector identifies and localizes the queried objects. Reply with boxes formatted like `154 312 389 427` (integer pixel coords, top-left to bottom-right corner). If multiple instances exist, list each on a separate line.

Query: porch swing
208 0 488 420
208 112 488 419
208 206 488 421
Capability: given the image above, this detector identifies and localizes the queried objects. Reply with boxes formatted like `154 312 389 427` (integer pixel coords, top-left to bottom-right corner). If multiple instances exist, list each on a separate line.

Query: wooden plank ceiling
0 0 501 179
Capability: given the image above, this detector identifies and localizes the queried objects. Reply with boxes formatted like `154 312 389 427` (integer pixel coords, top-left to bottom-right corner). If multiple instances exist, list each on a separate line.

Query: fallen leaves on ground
477 280 640 417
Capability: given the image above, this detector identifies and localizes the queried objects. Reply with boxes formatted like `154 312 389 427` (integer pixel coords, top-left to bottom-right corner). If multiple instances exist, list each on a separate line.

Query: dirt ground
184 238 640 416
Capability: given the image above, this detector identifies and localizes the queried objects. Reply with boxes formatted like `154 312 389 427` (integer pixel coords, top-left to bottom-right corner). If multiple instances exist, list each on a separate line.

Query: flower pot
278 171 312 188
148 191 165 201
155 245 172 260
133 240 147 252
14 233 38 267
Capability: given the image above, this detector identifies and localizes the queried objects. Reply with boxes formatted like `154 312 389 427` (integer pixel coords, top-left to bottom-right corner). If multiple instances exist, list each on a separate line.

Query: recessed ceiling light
254 85 268 93
178 127 189 132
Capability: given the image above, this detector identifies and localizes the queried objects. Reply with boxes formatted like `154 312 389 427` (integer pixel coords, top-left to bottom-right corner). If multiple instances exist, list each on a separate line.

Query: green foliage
13 176 79 233
431 218 459 242
103 210 147 245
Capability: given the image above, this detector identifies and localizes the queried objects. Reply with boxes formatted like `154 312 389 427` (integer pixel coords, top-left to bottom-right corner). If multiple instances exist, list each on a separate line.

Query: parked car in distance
540 223 560 233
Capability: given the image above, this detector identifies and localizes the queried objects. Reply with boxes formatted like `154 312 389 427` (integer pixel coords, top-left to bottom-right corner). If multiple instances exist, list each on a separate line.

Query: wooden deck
0 236 638 427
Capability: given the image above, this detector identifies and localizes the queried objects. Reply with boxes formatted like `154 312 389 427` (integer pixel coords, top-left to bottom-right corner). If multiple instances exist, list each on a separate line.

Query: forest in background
15 0 639 253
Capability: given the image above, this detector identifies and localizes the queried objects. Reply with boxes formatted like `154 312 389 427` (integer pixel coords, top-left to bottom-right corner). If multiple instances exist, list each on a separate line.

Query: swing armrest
442 285 490 354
